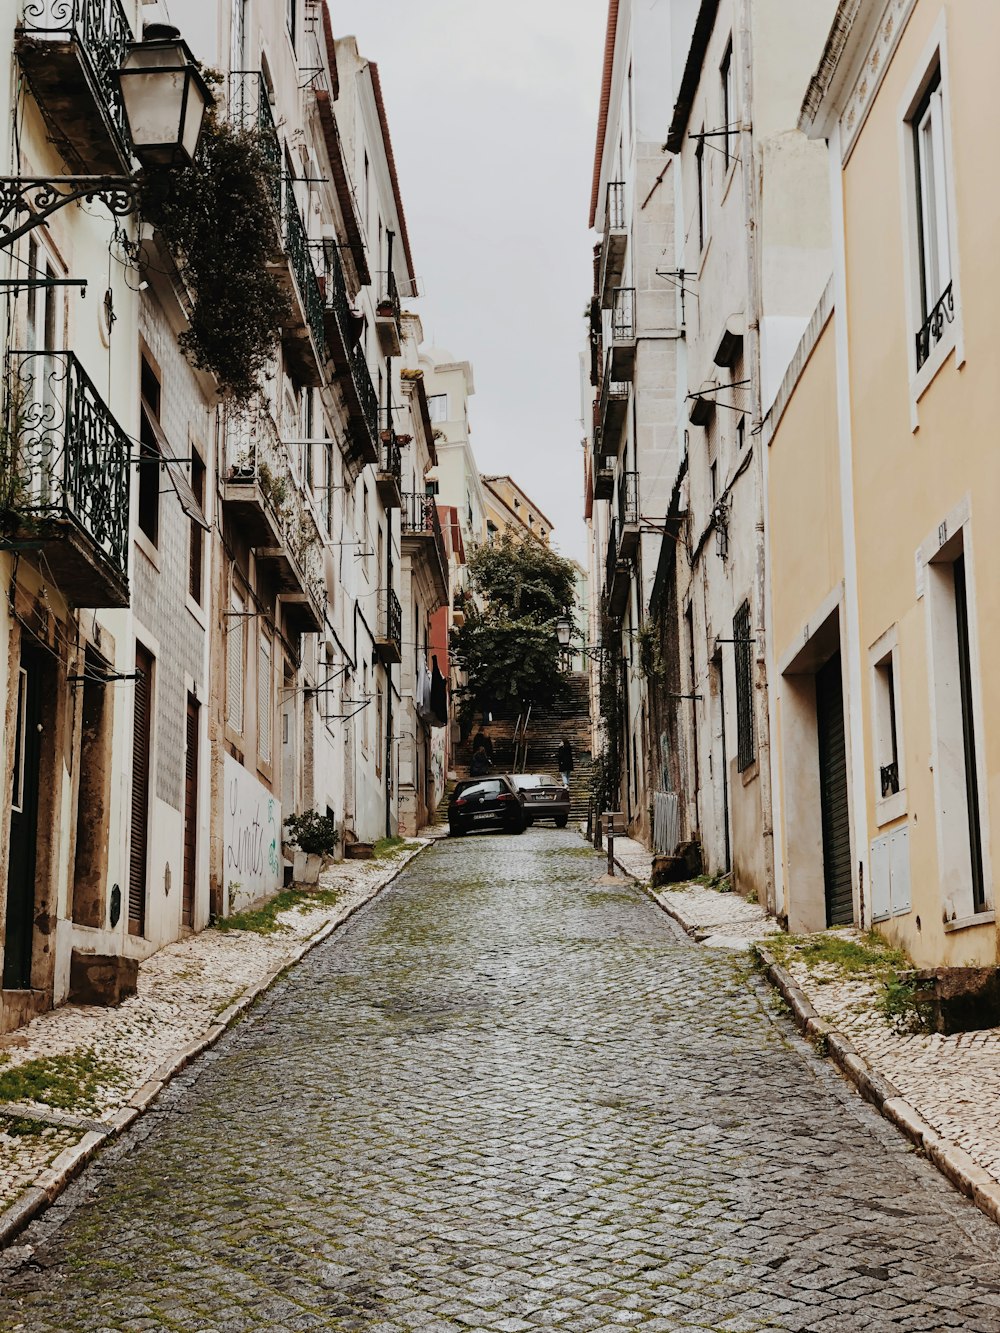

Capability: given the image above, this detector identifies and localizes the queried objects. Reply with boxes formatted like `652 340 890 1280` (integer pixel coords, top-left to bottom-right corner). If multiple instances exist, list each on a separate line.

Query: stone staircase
433 674 594 824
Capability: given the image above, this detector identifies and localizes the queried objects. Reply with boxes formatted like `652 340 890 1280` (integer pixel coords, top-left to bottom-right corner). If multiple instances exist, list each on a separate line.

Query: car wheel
448 823 463 837
555 815 568 829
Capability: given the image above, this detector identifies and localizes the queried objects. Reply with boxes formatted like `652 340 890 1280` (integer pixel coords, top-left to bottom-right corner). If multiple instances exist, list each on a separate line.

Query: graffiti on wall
223 753 281 911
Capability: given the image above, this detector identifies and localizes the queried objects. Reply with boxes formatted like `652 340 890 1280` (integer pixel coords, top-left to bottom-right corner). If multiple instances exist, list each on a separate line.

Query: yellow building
481 475 554 547
768 0 999 968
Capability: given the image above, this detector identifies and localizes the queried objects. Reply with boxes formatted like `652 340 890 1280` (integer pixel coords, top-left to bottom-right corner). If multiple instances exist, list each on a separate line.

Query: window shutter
227 590 245 734
259 632 272 765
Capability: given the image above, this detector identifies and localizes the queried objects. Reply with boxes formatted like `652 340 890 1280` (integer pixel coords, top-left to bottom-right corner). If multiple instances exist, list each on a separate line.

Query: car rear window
514 774 559 788
458 780 501 799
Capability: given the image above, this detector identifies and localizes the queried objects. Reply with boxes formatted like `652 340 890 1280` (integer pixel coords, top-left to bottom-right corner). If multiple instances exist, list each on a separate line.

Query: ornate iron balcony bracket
0 176 141 249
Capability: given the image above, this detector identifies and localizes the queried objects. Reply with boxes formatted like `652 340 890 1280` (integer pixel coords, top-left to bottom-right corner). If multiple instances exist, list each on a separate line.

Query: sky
332 0 609 565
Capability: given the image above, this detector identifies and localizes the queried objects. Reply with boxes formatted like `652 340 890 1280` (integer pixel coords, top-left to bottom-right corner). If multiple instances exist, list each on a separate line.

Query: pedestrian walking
473 728 494 764
470 744 492 778
556 737 574 790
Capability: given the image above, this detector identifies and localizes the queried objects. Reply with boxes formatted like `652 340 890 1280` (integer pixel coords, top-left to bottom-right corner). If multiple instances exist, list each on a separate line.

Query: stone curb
753 942 1000 1229
620 847 1000 1233
0 843 428 1252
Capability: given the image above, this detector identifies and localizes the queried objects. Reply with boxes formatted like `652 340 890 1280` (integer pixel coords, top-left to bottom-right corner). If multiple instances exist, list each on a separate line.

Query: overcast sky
333 0 609 564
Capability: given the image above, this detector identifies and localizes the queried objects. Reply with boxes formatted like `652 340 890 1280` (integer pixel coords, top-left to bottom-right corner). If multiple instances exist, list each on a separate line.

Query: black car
511 773 571 828
448 776 525 836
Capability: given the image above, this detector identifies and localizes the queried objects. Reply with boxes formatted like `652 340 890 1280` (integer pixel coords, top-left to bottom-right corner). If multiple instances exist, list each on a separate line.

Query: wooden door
4 658 41 989
129 645 153 936
182 695 199 929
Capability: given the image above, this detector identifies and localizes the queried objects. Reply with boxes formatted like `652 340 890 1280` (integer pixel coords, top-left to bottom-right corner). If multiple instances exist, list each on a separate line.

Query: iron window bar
915 280 954 370
611 286 635 342
605 180 625 232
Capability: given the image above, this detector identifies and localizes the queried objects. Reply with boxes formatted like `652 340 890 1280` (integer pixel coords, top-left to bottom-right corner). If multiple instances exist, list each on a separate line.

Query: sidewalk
606 830 1000 1227
0 835 441 1246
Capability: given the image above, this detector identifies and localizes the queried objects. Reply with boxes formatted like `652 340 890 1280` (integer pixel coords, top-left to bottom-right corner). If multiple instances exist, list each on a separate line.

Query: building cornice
800 0 917 163
589 0 621 229
664 0 721 154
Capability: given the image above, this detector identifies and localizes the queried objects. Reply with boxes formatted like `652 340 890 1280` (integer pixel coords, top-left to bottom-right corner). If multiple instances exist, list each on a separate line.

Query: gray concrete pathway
2 829 1000 1331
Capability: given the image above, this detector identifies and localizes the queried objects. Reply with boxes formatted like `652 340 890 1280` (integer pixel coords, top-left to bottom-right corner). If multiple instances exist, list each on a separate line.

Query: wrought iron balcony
375 272 402 357
223 400 324 632
915 280 954 371
599 181 627 309
598 359 629 459
313 240 380 466
375 587 402 665
16 0 133 174
1 350 130 607
229 71 281 213
278 177 326 384
401 490 449 608
609 287 636 380
604 518 631 621
593 462 614 500
375 432 402 509
617 469 640 557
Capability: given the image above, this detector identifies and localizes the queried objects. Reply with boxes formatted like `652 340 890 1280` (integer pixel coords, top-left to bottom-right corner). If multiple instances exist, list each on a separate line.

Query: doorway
816 652 853 926
129 644 154 937
182 694 199 929
4 653 42 989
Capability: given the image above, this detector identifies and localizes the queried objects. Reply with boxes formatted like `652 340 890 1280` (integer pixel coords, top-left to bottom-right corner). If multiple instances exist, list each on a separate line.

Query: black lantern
556 614 573 649
117 25 212 168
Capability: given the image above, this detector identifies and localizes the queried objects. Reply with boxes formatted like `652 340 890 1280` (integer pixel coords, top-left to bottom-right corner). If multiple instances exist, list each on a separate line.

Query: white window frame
869 624 906 827
721 40 735 167
897 17 963 424
227 587 245 735
258 629 273 767
427 393 449 424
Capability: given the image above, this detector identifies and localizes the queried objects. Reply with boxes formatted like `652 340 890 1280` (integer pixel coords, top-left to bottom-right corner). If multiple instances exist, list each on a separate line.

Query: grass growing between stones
0 1049 123 1113
766 929 908 977
373 836 422 858
215 884 348 935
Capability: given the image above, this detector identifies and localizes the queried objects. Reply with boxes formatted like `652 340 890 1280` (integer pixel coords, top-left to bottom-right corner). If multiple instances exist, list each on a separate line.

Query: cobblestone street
3 831 1000 1331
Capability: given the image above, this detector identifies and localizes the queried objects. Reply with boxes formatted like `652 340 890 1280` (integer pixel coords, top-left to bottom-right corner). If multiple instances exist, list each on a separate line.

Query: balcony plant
284 809 339 884
140 82 291 402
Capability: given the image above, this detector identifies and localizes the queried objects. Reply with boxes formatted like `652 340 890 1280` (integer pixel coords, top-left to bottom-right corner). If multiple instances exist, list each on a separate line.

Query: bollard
607 832 615 877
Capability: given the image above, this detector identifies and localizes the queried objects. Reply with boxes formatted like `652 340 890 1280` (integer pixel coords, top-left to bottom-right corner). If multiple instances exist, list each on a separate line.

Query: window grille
734 600 755 771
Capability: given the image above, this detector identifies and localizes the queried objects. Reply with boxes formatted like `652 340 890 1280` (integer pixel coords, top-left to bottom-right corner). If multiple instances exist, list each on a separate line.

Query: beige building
768 0 1000 968
480 475 553 546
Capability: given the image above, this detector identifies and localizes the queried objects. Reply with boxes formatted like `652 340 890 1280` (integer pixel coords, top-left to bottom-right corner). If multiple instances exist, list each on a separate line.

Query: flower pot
293 850 324 884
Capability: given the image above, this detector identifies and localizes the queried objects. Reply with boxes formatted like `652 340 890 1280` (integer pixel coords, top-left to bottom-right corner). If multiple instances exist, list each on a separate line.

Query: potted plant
284 810 339 884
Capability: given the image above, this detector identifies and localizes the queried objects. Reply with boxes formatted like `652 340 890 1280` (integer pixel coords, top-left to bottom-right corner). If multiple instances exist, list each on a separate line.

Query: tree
450 533 577 724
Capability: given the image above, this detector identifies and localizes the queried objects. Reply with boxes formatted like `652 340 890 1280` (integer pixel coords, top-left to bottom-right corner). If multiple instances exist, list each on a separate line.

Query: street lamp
0 25 212 250
556 613 573 649
554 615 611 663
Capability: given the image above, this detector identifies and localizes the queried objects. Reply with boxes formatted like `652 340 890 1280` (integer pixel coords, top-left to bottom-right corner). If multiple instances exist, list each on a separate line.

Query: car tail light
454 797 467 807
498 793 515 803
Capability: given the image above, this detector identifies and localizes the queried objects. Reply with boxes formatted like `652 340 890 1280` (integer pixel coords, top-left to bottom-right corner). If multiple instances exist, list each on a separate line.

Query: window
696 131 707 253
258 630 273 766
188 450 205 603
734 600 755 771
426 394 448 424
138 357 161 545
710 460 718 502
912 69 952 362
736 415 746 452
227 588 245 734
425 479 440 497
324 442 334 536
873 650 901 799
375 685 383 777
721 41 735 165
286 0 296 50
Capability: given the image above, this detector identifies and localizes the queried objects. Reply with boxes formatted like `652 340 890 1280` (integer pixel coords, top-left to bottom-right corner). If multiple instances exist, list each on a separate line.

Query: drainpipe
739 0 777 914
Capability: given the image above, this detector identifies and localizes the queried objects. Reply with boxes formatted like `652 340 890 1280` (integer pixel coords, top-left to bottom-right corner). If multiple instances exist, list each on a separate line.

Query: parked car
448 776 525 836
511 773 571 828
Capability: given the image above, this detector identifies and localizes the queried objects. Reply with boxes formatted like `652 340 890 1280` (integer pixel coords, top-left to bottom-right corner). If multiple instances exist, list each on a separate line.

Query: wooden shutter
227 590 245 733
129 645 153 935
258 631 272 765
816 652 853 927
182 695 199 928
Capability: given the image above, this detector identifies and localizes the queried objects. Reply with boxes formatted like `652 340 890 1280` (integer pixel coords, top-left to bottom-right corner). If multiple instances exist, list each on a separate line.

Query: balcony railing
229 70 281 211
617 469 639 529
375 432 402 508
611 287 635 343
598 367 629 456
17 0 133 170
313 239 380 462
375 587 402 664
375 271 402 355
915 280 954 370
605 180 625 233
1 350 130 605
282 177 326 363
402 490 449 605
605 517 619 593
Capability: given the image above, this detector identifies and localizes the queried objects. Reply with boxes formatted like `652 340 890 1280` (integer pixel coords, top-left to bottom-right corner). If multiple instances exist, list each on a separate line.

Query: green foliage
637 621 664 681
373 837 422 859
767 929 910 977
284 809 339 856
450 534 579 718
0 1049 121 1112
216 883 346 934
141 114 290 401
875 973 934 1035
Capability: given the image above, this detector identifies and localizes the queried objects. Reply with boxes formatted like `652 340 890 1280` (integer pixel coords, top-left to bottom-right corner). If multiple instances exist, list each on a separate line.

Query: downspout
384 229 395 840
740 0 777 914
